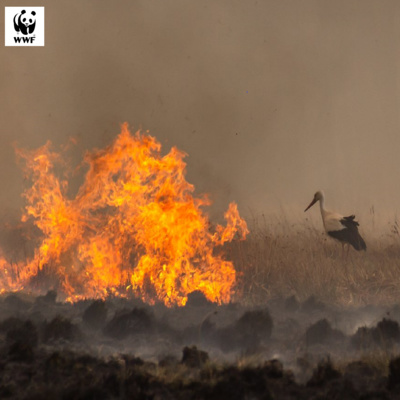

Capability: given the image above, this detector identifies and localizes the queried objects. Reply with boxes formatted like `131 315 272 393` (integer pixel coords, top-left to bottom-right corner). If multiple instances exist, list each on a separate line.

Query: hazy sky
1 0 400 222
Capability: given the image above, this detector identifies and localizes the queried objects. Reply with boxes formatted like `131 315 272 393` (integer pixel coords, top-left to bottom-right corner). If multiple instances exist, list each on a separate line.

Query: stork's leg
341 243 345 260
346 244 350 260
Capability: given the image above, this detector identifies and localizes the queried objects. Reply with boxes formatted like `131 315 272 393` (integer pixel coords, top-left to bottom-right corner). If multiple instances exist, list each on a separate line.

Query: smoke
1 0 400 222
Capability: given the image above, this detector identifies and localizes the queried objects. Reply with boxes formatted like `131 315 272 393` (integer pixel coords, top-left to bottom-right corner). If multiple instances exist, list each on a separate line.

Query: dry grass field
228 210 400 307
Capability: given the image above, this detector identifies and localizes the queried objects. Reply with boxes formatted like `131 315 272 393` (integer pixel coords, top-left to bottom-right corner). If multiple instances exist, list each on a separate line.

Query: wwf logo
14 10 37 35
5 7 44 46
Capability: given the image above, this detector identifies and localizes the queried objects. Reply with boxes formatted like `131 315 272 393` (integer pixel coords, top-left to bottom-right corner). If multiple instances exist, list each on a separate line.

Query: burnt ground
1 291 400 399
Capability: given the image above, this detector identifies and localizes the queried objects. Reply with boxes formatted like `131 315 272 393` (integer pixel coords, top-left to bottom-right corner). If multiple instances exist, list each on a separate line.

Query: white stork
304 190 366 252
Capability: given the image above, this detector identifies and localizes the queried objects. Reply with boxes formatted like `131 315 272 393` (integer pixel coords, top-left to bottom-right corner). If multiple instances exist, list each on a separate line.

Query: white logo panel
5 7 45 47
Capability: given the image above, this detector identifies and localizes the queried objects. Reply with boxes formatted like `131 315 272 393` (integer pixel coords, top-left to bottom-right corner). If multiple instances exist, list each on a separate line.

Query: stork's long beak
304 198 317 212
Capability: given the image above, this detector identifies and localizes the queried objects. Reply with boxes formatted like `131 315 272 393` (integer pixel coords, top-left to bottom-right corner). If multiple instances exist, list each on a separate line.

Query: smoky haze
1 0 400 223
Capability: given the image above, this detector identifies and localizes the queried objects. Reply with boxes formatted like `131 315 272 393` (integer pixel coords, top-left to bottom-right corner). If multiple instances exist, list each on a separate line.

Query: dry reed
228 210 400 307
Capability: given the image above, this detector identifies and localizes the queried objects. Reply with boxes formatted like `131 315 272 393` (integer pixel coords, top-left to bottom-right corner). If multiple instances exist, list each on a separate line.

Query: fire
2 124 248 306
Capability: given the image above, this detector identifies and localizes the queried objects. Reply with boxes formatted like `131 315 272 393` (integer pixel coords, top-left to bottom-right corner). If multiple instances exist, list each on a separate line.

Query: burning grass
0 124 248 306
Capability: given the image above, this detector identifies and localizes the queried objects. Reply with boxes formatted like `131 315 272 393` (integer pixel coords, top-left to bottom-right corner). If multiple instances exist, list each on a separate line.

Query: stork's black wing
332 215 366 250
341 215 359 228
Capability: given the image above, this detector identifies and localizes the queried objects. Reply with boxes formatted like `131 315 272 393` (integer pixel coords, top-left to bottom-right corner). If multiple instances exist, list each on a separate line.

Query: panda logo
13 10 36 35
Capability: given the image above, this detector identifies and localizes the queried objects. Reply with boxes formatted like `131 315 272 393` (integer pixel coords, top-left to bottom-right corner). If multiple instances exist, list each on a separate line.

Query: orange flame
2 124 248 306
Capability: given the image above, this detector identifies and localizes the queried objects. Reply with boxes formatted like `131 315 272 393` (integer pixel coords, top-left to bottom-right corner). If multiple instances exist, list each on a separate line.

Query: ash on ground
1 290 400 399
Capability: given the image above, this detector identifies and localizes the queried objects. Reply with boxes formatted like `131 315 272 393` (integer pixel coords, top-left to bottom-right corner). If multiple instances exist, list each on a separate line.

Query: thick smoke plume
1 1 400 220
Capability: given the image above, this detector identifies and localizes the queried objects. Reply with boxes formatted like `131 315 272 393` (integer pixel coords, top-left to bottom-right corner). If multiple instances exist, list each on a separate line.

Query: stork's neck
319 195 325 212
319 195 328 227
